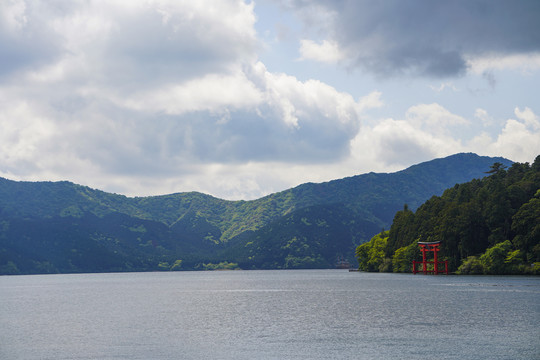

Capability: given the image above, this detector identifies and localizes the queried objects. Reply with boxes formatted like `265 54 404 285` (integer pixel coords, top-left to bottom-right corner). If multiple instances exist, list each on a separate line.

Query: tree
486 162 507 174
456 256 483 275
355 231 389 272
367 234 387 271
479 240 513 274
511 198 540 262
170 259 183 271
392 241 419 273
504 249 524 274
386 206 415 256
355 243 369 271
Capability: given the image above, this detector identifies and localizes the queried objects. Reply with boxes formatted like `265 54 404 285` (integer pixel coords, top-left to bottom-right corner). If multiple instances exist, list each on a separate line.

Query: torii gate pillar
412 241 448 275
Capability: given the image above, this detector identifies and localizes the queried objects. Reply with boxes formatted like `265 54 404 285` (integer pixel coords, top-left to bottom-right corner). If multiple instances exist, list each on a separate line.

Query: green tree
203 261 239 270
456 256 484 275
386 205 415 256
384 158 540 274
504 249 524 274
170 259 183 271
367 234 387 271
485 162 507 174
284 255 325 269
355 242 369 271
479 240 513 274
158 261 170 271
392 240 419 273
0 261 20 275
355 231 389 272
511 197 540 262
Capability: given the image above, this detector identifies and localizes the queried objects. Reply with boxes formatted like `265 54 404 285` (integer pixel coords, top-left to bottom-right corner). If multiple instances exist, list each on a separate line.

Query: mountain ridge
0 153 514 274
0 152 513 241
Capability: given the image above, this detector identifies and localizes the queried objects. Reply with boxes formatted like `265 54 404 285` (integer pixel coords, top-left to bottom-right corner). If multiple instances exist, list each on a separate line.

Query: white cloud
469 107 540 163
357 91 383 112
351 117 462 168
256 62 361 129
349 103 471 169
298 39 345 64
351 104 540 171
0 0 27 32
1 0 539 201
467 53 540 75
474 108 492 127
5 0 258 86
514 107 540 131
429 82 458 93
0 0 367 198
405 103 469 135
116 70 263 115
0 99 55 174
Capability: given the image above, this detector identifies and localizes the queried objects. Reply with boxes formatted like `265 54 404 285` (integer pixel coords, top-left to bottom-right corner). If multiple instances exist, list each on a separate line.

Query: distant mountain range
0 153 513 274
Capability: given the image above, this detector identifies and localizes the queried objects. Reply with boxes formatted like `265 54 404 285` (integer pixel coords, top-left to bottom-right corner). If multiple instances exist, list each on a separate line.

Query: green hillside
356 156 540 275
221 203 378 269
0 153 514 274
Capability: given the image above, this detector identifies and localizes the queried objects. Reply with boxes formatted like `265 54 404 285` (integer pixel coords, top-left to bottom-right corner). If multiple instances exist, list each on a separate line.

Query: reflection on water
1 270 539 360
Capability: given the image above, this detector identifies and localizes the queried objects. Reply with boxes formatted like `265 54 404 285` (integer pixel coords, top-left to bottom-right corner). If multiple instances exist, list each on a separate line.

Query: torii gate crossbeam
412 241 448 275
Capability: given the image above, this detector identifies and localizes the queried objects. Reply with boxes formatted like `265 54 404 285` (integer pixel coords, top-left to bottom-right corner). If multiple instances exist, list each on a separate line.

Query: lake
1 270 538 359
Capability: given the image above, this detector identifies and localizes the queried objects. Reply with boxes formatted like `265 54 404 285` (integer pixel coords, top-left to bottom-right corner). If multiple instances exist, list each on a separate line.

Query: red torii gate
412 241 448 275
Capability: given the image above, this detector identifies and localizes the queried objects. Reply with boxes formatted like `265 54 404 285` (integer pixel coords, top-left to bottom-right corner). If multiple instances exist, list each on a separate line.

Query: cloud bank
0 0 365 197
0 0 539 199
284 0 540 77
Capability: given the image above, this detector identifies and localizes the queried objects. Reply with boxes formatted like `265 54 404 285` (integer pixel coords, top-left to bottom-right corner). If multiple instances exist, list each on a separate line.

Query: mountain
0 153 513 274
355 156 540 274
221 203 376 269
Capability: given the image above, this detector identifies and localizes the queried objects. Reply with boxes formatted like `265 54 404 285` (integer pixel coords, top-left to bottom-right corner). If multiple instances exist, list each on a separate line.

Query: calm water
0 270 538 360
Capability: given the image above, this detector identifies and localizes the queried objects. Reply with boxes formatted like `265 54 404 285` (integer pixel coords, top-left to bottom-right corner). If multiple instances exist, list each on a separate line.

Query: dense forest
356 156 540 275
0 153 518 274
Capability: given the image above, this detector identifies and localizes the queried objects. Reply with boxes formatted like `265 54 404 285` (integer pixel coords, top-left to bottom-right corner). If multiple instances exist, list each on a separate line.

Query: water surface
1 270 538 359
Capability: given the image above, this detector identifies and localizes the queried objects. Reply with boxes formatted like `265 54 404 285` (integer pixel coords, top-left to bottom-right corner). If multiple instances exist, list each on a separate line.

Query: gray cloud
99 6 258 87
0 5 62 79
283 0 540 77
376 136 435 167
2 0 536 200
59 103 357 177
0 1 258 88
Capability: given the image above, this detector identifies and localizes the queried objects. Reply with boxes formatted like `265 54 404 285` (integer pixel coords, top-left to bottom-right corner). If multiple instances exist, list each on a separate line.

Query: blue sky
1 0 539 199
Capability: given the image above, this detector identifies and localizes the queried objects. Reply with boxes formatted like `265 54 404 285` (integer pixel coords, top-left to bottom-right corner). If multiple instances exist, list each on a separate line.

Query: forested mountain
221 203 374 269
356 156 540 275
0 153 513 274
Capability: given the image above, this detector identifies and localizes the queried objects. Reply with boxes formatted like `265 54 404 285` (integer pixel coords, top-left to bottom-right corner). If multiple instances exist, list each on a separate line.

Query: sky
1 0 539 200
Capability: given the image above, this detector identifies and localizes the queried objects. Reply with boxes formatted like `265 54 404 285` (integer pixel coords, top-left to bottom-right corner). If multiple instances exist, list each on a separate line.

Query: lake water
0 270 538 360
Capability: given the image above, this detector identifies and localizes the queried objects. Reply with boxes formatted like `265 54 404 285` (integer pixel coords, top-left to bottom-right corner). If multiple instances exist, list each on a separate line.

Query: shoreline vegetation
356 157 540 275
